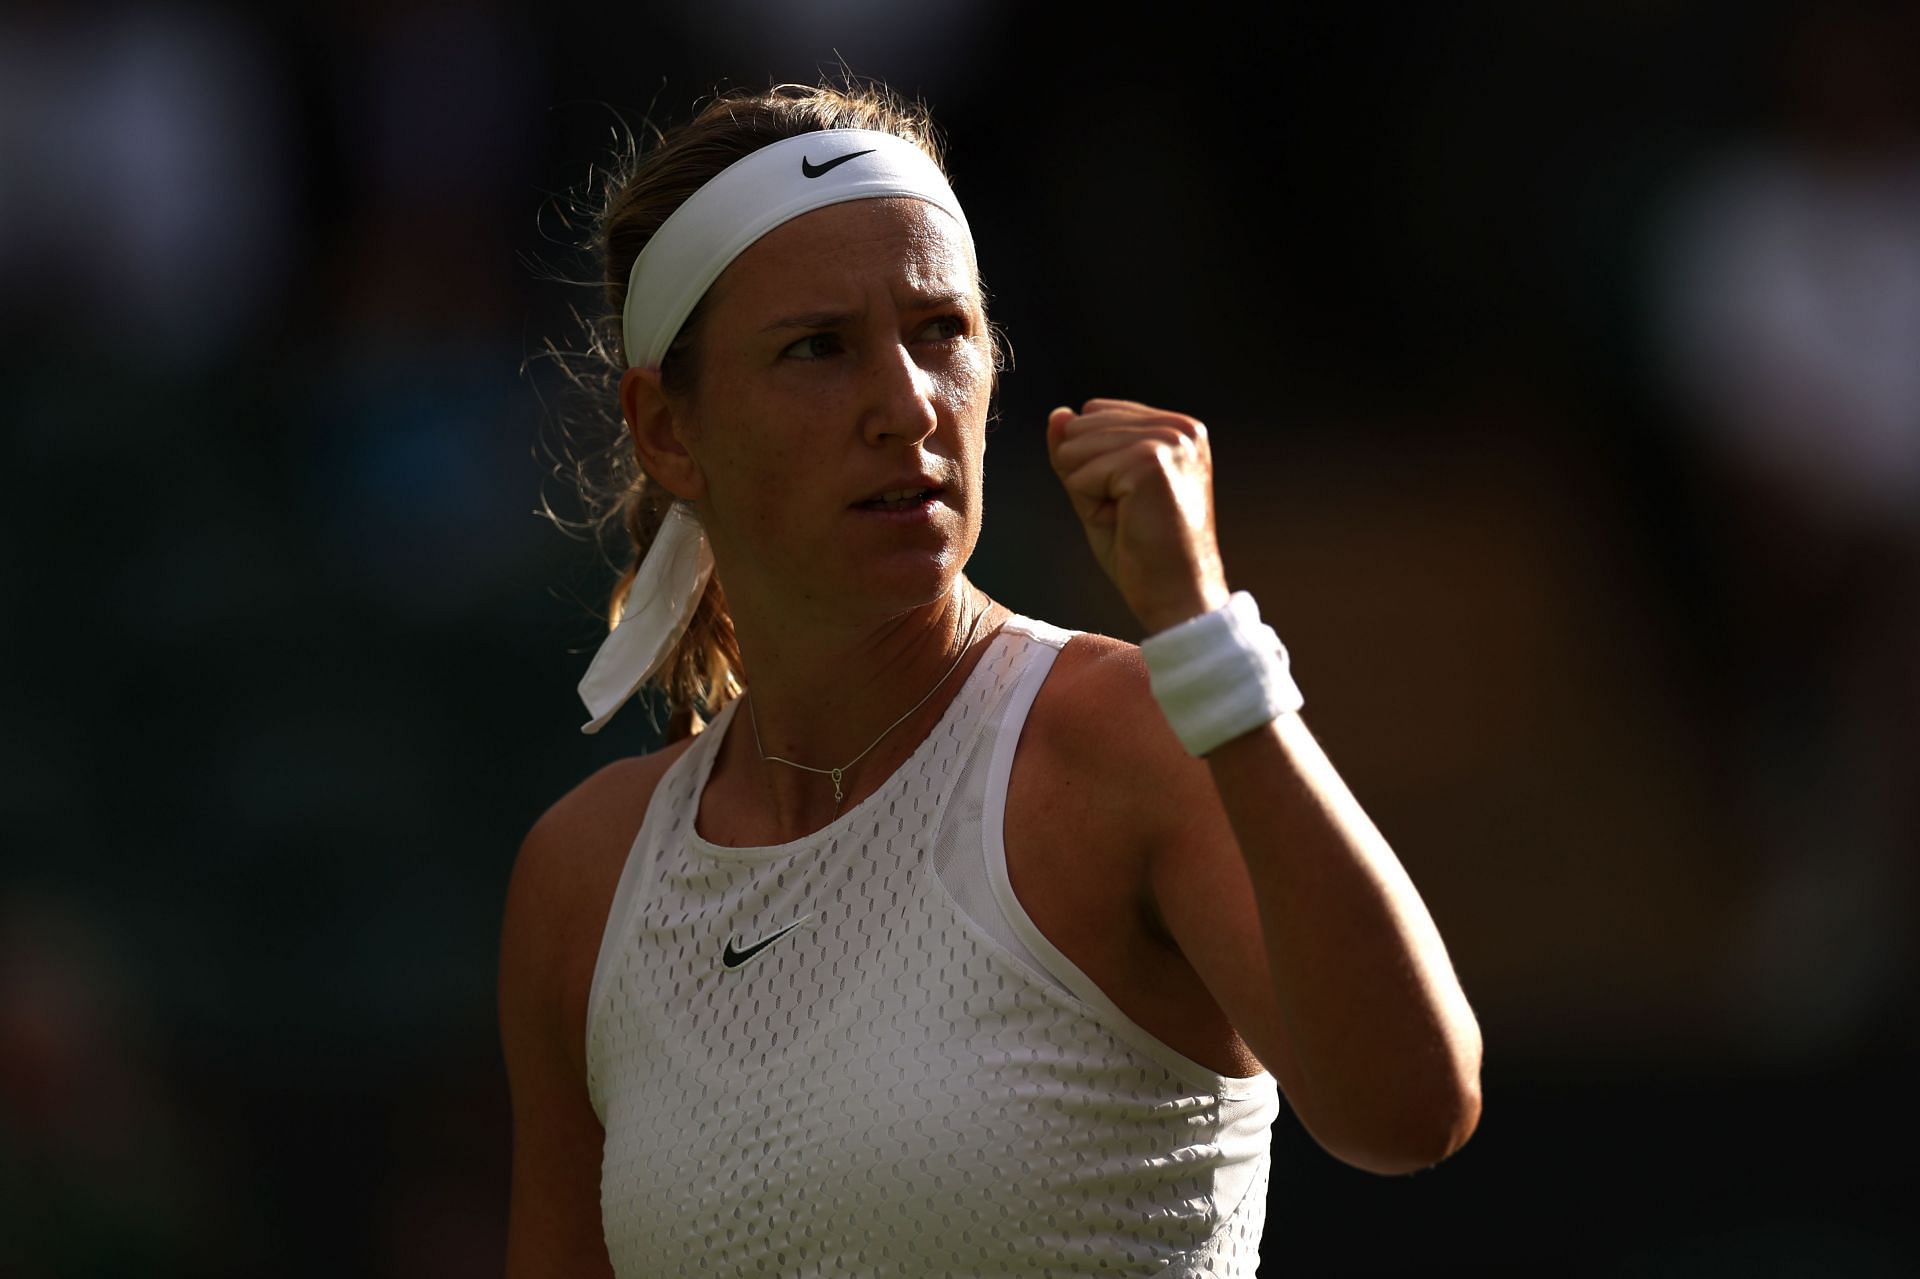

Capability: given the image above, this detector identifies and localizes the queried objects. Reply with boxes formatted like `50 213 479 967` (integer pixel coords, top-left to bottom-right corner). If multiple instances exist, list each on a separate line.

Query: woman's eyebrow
759 291 973 334
760 309 857 333
902 289 974 313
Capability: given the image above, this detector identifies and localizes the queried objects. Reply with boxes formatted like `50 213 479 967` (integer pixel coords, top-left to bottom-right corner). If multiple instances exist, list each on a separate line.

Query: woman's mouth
855 487 938 512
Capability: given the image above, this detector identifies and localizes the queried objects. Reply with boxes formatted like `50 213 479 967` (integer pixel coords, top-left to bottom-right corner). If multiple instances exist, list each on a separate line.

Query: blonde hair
549 78 954 735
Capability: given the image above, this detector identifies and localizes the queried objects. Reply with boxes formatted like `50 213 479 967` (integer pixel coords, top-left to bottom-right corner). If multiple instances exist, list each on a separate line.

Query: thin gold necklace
746 602 989 804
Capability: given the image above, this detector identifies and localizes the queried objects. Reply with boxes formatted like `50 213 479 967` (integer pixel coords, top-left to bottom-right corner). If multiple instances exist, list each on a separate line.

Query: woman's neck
706 579 1000 842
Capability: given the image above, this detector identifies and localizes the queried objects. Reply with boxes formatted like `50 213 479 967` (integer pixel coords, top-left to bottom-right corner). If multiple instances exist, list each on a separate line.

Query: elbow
1385 1014 1485 1172
1303 1008 1486 1176
1422 1070 1482 1169
1323 1065 1483 1177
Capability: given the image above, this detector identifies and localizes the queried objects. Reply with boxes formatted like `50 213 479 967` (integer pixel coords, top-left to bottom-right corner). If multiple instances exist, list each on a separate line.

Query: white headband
581 129 971 732
620 128 971 369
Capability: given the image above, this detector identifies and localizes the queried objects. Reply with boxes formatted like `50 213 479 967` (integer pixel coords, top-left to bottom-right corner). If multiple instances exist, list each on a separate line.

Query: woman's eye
782 333 841 361
920 315 966 342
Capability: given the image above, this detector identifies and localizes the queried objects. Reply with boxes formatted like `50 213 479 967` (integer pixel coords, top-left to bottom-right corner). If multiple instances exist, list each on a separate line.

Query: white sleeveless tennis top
585 615 1280 1275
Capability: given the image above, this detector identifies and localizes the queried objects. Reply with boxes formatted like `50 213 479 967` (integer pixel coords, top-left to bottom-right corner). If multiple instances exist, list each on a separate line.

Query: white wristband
1139 592 1303 756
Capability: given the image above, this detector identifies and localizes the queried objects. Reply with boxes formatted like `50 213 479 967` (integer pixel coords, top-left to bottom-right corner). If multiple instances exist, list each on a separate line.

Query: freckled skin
668 198 994 631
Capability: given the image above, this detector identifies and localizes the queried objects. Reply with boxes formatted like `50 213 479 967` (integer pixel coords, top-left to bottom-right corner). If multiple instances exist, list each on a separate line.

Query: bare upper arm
498 745 690 1279
1030 636 1308 1102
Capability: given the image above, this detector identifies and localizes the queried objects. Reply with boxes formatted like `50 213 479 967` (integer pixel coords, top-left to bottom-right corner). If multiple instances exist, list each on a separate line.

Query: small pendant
830 768 844 802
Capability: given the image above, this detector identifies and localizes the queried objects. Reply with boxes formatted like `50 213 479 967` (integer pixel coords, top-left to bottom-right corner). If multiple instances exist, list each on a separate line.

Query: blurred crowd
2 1 1912 1273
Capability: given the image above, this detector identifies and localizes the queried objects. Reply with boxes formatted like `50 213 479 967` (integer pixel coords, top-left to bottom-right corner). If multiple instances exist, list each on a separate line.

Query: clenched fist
1047 398 1231 635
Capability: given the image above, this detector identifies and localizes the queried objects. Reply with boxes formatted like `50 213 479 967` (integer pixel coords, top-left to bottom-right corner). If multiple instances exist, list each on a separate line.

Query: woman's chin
859 556 967 614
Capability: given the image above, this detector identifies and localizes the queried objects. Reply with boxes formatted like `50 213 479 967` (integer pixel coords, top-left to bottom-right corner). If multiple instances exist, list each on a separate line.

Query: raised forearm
1207 710 1482 1173
1044 397 1482 1169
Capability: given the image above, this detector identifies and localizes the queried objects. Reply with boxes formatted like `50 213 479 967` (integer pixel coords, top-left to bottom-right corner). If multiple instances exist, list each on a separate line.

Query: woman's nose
860 340 939 447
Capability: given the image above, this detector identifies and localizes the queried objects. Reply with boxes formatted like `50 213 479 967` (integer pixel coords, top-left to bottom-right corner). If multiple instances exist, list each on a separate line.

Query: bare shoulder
1024 630 1199 788
1014 631 1213 925
499 738 697 1081
498 743 692 1279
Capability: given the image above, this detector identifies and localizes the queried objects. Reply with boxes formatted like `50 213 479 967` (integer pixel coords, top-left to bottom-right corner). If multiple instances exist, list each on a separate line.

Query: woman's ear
620 366 706 501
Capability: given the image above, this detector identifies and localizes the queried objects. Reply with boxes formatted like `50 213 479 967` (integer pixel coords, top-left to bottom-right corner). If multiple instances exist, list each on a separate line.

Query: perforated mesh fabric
585 616 1280 1275
925 626 1073 1000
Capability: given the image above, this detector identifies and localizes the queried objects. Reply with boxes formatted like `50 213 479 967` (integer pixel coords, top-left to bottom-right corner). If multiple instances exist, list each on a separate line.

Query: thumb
1046 404 1076 450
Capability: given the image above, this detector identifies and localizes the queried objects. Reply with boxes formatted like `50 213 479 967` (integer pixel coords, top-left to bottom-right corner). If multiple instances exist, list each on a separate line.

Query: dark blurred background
4 0 1916 1274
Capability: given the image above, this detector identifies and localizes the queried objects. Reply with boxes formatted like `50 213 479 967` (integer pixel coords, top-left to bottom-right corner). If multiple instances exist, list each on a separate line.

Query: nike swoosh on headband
722 914 814 969
801 149 874 178
621 129 971 372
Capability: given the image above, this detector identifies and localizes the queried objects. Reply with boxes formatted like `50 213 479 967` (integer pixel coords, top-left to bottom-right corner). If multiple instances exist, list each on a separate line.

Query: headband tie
582 129 971 732
578 502 713 733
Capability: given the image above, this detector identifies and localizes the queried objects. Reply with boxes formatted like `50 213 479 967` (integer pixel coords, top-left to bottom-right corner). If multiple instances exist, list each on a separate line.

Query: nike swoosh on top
722 914 814 969
800 149 875 179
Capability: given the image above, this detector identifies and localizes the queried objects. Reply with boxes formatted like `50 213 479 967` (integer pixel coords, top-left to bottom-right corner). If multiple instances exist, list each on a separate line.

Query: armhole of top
980 630 1277 1100
581 735 714 1096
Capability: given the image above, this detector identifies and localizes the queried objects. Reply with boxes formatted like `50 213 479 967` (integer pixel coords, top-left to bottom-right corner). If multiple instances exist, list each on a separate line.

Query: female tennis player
500 80 1481 1276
